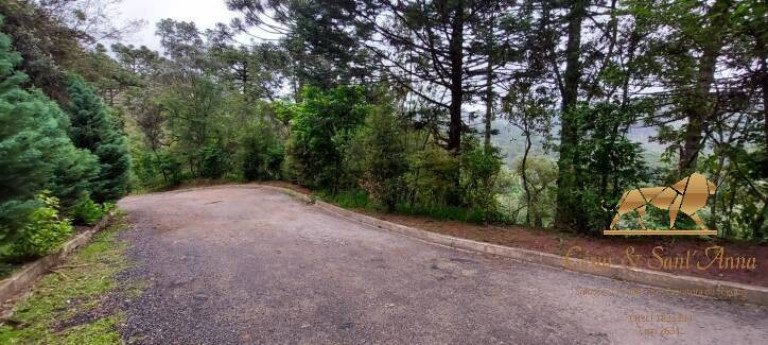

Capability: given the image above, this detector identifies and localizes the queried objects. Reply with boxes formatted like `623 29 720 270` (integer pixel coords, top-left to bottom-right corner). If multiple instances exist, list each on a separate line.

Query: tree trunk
522 128 532 226
678 0 732 174
554 0 587 229
763 75 768 168
447 0 465 155
484 14 495 149
445 0 465 207
242 59 249 103
756 42 768 237
679 49 717 173
759 48 768 171
483 60 493 149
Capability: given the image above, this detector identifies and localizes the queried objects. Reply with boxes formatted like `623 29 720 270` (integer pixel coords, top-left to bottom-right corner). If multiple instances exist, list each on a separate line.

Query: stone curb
256 185 768 306
0 211 115 305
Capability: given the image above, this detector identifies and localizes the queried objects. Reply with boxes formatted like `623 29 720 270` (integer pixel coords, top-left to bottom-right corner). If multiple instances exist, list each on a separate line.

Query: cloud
116 0 239 51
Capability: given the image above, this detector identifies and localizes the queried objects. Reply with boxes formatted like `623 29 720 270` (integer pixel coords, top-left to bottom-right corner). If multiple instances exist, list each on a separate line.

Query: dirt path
117 186 768 345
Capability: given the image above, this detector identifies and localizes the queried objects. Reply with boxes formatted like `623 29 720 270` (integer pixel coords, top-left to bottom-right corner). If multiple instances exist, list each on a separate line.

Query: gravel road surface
117 186 768 345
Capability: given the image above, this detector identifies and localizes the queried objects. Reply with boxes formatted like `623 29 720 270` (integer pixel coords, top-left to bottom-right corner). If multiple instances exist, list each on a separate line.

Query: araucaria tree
354 0 508 155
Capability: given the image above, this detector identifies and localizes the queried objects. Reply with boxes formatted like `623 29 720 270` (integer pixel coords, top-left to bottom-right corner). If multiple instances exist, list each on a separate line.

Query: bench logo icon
604 173 717 236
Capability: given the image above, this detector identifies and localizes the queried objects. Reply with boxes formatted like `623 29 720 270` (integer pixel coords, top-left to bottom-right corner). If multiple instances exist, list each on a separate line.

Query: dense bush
346 104 408 211
198 143 230 179
460 139 503 220
71 197 105 226
240 122 284 181
283 86 370 190
158 151 185 186
131 149 185 188
8 193 73 259
557 103 649 233
397 138 504 222
49 144 100 209
403 142 461 208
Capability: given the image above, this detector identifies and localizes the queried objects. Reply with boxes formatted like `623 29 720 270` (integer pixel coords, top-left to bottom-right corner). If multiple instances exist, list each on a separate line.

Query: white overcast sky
117 0 243 51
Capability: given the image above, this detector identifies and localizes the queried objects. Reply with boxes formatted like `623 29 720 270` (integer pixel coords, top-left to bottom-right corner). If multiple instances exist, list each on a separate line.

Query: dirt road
117 186 768 345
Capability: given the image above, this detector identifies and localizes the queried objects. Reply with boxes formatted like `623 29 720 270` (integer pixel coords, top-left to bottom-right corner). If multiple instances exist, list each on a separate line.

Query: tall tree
731 0 768 168
354 0 509 155
226 0 370 93
0 0 86 102
550 0 589 229
66 75 130 202
209 43 288 102
647 0 735 173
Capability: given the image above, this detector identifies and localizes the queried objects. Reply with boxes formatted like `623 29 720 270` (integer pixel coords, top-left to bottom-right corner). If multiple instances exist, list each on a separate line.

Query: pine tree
66 75 131 202
0 27 98 241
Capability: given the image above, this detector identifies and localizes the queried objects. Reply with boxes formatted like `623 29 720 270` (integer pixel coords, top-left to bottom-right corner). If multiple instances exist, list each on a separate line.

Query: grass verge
0 214 135 344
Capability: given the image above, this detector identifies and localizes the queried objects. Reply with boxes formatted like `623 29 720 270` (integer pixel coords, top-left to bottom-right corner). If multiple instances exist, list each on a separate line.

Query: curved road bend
117 186 767 345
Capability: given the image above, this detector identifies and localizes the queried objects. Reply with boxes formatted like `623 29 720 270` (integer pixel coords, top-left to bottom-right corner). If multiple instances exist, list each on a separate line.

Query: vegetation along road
115 186 768 345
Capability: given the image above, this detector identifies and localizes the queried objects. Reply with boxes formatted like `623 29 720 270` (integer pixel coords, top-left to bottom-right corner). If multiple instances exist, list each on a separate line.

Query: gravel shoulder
117 186 768 345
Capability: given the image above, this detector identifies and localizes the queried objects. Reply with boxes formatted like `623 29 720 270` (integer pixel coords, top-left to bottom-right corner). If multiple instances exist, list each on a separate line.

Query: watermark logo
604 173 717 236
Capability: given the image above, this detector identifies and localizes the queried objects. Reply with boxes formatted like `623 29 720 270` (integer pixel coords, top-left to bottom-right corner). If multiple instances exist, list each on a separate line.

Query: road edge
0 211 115 306
255 185 768 307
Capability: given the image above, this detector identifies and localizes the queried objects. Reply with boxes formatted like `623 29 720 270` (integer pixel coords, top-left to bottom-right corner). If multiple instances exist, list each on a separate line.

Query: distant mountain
470 119 667 168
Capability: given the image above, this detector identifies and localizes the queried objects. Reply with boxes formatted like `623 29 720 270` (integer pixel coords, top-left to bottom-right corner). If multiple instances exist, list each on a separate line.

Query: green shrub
460 139 503 220
198 143 229 179
320 189 372 209
557 103 649 233
346 104 408 211
9 193 73 258
240 122 284 181
49 145 100 209
403 142 460 207
132 149 185 188
395 204 489 224
103 202 116 213
71 197 104 226
158 151 184 186
283 86 370 190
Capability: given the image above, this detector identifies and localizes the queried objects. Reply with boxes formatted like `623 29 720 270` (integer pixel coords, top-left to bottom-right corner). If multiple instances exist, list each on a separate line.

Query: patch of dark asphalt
116 186 768 345
54 294 119 331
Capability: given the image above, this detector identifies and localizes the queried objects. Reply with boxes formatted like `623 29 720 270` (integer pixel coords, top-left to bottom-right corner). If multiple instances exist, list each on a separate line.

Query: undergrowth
0 215 138 345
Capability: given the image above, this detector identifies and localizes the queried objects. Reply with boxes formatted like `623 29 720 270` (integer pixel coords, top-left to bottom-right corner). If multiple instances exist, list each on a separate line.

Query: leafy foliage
71 197 105 226
198 143 230 179
8 193 73 259
346 104 408 211
283 86 370 190
403 142 460 209
513 156 558 227
240 122 284 181
460 139 503 221
557 103 649 233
